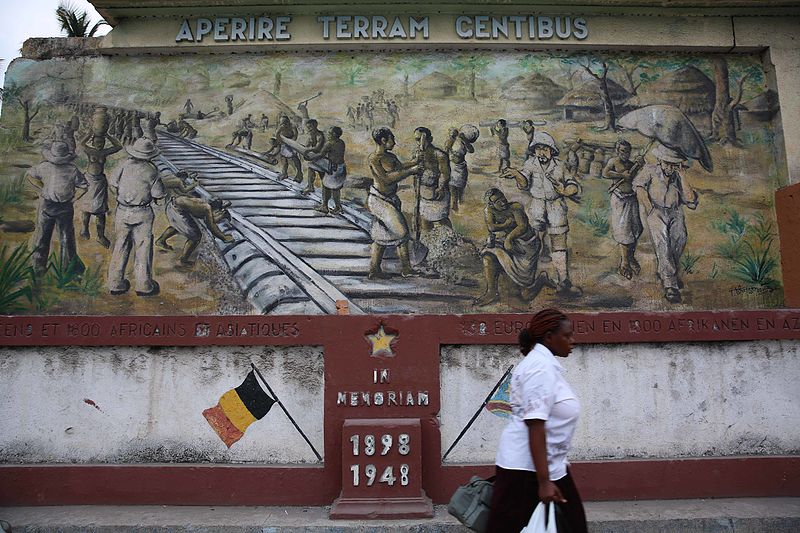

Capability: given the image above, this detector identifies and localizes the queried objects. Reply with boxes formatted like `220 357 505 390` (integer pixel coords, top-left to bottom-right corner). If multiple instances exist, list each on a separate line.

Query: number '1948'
350 464 409 487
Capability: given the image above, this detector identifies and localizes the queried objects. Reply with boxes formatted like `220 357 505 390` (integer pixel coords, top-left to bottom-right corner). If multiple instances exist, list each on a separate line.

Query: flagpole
251 362 323 462
442 365 514 462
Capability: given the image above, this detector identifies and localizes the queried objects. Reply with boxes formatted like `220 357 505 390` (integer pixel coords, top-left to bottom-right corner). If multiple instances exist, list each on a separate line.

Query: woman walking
487 308 588 533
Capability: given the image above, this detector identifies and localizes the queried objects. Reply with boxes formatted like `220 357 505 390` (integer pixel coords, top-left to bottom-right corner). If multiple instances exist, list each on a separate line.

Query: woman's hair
518 308 568 354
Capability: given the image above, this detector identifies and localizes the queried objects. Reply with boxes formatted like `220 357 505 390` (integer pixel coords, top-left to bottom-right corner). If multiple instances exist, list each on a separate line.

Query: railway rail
155 131 475 315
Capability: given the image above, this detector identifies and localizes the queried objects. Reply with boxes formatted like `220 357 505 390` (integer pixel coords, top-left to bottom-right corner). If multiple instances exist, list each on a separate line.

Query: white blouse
495 343 580 481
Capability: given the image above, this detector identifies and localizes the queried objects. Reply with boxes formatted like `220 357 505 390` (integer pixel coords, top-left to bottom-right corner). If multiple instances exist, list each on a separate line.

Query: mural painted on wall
0 50 785 315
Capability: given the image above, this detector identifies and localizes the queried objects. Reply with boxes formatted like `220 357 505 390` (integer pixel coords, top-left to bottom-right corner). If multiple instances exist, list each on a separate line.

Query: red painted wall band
1 456 798 506
1 310 800 346
3 313 798 507
0 465 335 506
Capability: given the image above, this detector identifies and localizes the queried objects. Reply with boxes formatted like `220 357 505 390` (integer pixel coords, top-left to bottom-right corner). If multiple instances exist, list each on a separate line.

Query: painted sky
0 0 109 88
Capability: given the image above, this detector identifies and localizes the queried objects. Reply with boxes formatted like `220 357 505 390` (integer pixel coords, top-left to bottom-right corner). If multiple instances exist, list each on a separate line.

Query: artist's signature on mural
728 285 778 296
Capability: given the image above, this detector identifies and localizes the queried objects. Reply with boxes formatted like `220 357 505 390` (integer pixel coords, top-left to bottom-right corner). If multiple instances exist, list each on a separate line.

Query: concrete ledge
1 499 799 532
21 37 102 60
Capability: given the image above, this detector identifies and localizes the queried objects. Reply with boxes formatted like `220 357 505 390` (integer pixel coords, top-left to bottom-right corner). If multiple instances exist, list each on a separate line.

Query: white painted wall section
440 341 800 464
0 346 324 463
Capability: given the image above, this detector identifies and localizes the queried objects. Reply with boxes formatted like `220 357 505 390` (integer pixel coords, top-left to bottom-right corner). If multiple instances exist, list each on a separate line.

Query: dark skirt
486 466 587 533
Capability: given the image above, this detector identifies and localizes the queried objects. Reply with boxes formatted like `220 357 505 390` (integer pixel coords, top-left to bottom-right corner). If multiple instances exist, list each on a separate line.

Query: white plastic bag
520 502 557 533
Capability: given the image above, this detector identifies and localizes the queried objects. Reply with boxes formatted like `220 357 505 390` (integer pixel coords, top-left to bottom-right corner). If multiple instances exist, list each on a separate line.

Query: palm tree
55 3 107 37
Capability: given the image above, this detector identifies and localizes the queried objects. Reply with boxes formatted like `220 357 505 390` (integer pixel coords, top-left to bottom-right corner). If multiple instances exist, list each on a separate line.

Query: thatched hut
501 73 566 111
226 71 252 89
556 78 631 122
738 89 780 125
500 75 525 92
186 71 211 90
625 66 715 134
412 71 458 99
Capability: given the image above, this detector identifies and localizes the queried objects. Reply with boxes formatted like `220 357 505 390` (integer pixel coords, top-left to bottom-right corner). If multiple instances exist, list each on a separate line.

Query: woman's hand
538 480 567 503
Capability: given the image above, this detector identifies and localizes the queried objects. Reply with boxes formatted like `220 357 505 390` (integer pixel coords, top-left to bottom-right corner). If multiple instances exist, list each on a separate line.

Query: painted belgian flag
203 370 276 448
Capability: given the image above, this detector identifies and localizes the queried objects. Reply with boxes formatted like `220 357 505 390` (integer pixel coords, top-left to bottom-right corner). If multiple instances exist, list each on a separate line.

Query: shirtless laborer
366 127 421 279
306 126 346 214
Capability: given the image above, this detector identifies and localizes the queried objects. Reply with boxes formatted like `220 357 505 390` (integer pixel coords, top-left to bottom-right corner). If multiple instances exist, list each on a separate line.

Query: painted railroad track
155 132 475 315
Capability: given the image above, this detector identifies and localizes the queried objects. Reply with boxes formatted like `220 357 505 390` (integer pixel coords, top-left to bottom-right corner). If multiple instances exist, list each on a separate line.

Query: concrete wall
3 340 797 466
0 346 324 463
440 341 800 464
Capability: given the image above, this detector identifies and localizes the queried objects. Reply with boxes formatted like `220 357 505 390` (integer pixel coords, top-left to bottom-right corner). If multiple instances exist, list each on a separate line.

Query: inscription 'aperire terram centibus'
173 15 589 42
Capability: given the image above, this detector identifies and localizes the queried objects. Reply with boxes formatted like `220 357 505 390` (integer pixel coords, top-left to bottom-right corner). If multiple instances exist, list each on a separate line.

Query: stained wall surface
440 341 800 464
2 340 798 465
0 346 325 463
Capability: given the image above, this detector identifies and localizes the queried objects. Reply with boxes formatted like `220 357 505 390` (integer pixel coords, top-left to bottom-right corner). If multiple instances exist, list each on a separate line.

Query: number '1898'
350 433 410 456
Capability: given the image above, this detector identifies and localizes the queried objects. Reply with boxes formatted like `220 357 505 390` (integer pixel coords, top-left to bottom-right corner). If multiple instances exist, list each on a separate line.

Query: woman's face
545 320 574 358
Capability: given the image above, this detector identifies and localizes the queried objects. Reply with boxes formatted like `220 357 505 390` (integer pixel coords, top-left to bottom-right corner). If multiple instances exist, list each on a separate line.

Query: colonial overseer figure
107 137 166 297
634 143 698 304
367 127 421 279
502 131 582 296
26 141 88 276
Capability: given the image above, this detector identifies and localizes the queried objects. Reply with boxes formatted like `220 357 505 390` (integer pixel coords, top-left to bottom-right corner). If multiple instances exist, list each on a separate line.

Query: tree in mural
55 2 107 37
0 82 40 142
1 59 84 141
711 58 763 145
255 58 291 96
610 56 660 96
555 59 582 91
450 54 491 101
517 53 546 74
394 56 428 97
335 56 368 87
561 56 620 131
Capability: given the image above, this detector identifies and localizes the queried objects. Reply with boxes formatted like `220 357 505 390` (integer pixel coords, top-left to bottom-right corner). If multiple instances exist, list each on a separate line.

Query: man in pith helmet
26 141 88 276
502 131 582 297
634 143 698 304
107 137 166 297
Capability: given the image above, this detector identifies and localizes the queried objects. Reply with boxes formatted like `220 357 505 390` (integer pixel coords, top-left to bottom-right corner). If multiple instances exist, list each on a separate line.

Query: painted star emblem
366 325 396 357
